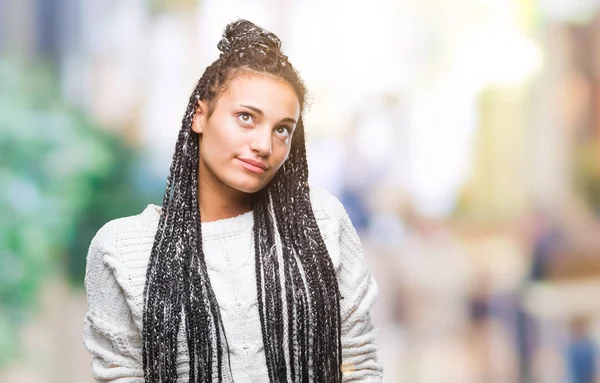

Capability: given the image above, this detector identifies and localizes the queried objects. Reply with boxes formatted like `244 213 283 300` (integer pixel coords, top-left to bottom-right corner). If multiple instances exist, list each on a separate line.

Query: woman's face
193 73 301 195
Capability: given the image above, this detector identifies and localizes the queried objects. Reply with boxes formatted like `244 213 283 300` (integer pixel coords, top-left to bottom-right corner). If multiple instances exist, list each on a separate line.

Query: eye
274 126 292 138
237 112 254 124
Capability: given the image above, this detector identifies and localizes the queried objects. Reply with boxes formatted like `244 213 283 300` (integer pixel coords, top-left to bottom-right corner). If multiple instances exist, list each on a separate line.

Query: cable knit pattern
83 188 383 382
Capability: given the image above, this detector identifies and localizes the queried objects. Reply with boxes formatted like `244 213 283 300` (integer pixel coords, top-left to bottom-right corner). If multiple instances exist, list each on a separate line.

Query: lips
237 158 268 174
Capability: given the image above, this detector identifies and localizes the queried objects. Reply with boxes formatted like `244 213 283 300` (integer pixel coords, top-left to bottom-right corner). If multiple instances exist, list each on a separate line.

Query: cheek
199 135 226 175
201 124 240 159
269 143 291 172
278 140 293 160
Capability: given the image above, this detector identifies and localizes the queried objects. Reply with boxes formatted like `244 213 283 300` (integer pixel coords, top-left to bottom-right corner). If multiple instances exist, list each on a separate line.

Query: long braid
253 191 278 380
143 19 343 382
268 121 343 381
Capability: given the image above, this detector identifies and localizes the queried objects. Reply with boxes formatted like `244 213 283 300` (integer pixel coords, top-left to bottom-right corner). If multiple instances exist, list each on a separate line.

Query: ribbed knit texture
83 187 383 382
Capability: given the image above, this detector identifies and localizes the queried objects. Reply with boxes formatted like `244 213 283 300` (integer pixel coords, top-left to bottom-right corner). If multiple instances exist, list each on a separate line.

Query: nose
250 129 272 157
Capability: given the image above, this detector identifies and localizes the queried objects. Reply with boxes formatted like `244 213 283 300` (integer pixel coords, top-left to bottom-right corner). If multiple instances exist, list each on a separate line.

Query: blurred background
2 0 600 382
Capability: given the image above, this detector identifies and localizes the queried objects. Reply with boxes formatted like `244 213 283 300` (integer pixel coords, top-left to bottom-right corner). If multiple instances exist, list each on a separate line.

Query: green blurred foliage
149 0 200 15
0 58 162 367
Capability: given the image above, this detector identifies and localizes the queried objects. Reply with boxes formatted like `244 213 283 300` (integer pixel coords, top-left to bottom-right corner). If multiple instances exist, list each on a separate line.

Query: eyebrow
240 104 297 125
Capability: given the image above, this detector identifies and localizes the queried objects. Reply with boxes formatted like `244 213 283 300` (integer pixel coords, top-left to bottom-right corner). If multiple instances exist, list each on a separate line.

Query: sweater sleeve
321 190 384 382
83 223 145 382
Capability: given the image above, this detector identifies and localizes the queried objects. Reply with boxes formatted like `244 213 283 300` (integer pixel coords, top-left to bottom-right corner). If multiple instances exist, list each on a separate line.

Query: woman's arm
83 225 145 382
335 197 384 382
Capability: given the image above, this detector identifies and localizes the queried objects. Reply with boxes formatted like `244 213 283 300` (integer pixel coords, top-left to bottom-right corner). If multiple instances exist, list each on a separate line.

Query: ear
192 100 208 134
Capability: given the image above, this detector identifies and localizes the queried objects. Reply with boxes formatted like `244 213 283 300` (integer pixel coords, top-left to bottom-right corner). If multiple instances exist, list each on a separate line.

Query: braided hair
142 20 343 382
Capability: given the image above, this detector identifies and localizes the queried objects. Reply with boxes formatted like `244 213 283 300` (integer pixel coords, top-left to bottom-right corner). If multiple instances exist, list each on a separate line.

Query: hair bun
217 19 281 54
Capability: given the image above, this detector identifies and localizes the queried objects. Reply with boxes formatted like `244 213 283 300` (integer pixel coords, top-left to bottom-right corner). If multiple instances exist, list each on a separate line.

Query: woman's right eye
237 112 254 124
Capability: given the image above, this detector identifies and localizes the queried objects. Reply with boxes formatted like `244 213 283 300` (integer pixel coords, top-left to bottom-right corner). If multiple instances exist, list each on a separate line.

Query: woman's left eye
275 126 291 138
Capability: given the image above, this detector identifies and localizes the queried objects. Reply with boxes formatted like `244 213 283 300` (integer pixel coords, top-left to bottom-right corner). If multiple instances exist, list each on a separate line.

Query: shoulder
309 187 359 239
85 205 159 324
308 187 360 270
309 187 348 223
88 204 160 260
85 206 159 330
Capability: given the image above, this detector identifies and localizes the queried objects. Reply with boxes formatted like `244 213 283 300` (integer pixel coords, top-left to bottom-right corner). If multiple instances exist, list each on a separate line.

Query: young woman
83 19 383 383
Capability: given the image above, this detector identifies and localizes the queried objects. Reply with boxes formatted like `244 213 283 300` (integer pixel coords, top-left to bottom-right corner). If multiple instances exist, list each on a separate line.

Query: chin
233 185 264 194
228 178 270 194
219 167 277 194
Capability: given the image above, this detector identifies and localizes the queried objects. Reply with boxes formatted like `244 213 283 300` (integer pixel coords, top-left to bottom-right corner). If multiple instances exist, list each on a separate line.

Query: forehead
217 73 300 118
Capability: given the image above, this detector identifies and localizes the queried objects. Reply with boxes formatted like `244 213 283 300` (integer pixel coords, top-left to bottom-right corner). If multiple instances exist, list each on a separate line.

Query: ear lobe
192 100 207 134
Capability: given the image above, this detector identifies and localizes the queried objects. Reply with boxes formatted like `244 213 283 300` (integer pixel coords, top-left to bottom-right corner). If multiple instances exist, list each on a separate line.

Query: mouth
237 158 267 174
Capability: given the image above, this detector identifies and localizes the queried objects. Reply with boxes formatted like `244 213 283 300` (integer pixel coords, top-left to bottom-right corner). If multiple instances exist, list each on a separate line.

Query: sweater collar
141 204 254 239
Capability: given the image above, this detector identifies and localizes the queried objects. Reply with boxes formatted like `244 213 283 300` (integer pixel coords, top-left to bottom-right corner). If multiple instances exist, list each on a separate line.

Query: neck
197 172 254 223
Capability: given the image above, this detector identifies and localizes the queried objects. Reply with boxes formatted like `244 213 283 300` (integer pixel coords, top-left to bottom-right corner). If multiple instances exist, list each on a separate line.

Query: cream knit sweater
83 188 383 382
